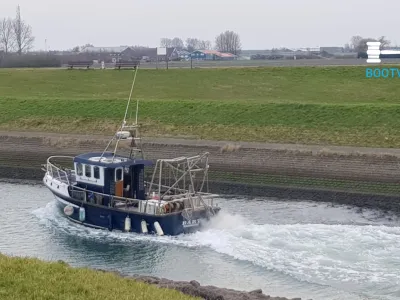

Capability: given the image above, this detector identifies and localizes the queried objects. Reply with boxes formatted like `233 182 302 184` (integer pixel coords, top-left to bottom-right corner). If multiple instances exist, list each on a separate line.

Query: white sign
366 41 400 64
182 219 200 227
157 47 167 56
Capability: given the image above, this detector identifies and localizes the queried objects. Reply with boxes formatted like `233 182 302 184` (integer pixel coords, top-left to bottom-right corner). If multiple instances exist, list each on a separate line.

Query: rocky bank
96 269 305 300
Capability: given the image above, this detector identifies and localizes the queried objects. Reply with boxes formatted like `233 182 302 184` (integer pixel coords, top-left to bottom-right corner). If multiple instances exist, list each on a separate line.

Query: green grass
1 67 400 147
0 253 199 300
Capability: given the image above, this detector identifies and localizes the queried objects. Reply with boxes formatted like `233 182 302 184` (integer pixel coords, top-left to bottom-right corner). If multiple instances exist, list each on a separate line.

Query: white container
124 216 131 232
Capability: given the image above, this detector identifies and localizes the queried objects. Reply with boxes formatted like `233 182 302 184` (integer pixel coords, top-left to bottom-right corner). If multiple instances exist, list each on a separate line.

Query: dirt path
1 130 400 157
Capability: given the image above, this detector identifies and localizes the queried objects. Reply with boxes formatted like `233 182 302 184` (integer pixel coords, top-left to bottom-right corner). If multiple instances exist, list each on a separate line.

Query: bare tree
271 48 279 54
160 37 184 49
171 37 184 50
185 38 199 52
185 38 212 51
0 18 15 53
350 35 362 50
350 35 390 52
80 43 94 51
13 5 34 54
131 45 149 50
215 30 241 55
378 36 390 49
356 38 377 52
160 38 173 47
198 40 212 50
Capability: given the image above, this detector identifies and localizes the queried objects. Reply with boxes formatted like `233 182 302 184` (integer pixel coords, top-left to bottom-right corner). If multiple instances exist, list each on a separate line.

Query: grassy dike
0 253 199 300
1 66 400 147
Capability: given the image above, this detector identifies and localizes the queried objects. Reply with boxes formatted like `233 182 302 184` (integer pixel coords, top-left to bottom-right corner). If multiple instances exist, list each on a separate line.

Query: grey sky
2 0 399 51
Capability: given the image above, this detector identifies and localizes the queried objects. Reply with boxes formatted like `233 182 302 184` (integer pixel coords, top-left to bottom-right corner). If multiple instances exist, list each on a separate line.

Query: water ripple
1 182 400 300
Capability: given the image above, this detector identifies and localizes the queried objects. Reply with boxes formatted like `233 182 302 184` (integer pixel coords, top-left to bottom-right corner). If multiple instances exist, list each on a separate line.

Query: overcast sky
2 0 399 51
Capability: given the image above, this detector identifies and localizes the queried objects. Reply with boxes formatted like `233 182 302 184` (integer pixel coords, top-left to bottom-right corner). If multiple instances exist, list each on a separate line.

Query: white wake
32 201 400 298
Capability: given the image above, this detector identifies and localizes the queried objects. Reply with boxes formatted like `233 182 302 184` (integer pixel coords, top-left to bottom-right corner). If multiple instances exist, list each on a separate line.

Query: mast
100 66 144 161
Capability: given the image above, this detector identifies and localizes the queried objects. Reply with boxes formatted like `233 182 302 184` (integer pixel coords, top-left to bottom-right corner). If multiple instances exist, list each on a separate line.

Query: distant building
190 50 237 60
80 46 135 55
79 46 178 62
320 47 344 54
175 49 191 60
296 47 320 54
130 47 177 61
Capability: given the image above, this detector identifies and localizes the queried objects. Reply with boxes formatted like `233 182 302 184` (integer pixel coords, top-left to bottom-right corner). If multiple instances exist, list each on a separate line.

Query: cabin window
94 166 100 179
116 168 123 181
76 163 83 176
85 165 92 177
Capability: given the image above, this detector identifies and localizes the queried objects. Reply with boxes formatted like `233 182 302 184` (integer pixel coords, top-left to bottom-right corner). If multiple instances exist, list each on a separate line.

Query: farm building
79 46 178 62
81 46 135 55
130 47 178 61
79 46 137 62
175 49 191 60
320 47 344 54
190 50 237 60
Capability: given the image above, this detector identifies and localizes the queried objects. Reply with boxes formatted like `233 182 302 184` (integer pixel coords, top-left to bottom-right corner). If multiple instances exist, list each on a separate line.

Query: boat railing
70 185 141 205
69 184 216 215
45 156 75 186
148 182 217 197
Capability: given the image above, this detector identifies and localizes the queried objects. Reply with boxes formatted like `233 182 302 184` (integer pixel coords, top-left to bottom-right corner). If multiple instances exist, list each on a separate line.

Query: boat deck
114 202 140 212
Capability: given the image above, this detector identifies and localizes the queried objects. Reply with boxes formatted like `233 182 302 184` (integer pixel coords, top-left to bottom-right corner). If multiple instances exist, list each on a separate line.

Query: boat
42 67 221 236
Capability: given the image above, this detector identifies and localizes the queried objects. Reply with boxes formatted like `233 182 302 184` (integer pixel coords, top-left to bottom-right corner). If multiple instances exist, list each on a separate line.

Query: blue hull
51 190 220 236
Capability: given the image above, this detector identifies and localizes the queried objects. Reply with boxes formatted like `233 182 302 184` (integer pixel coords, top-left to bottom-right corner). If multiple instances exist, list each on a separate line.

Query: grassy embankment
210 170 400 196
1 67 400 148
0 253 198 300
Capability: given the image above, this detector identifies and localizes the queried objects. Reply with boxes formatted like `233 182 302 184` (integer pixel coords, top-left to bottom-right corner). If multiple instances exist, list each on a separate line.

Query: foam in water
32 201 400 298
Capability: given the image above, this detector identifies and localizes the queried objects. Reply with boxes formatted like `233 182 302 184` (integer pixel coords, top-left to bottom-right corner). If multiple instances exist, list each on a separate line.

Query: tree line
160 33 392 56
346 35 391 52
0 6 393 59
0 5 35 54
160 30 242 55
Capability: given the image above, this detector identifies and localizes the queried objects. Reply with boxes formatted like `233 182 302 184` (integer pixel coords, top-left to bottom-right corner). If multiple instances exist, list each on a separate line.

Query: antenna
99 66 141 161
124 66 139 124
135 82 140 125
111 67 139 159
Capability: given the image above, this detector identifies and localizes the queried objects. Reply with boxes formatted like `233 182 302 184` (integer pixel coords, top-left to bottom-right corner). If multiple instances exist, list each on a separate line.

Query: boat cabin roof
74 152 153 168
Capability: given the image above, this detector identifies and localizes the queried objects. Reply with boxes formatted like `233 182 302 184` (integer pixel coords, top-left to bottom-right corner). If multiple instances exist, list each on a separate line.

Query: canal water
1 182 399 300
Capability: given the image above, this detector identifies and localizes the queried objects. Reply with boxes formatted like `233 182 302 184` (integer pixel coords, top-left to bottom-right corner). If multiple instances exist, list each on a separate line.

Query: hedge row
0 54 62 68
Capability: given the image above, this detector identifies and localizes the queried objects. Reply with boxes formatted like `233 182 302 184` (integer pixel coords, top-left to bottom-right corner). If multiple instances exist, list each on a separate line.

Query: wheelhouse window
85 165 92 177
93 166 100 179
76 163 83 176
116 168 122 181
